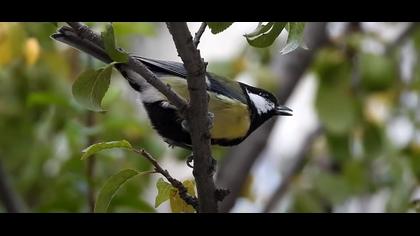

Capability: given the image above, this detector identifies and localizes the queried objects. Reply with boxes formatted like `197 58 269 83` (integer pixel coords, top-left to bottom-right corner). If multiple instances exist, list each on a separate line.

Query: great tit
52 27 293 149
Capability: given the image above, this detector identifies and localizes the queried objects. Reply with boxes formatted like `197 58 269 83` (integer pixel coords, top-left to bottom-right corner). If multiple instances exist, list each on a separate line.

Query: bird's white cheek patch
248 92 275 114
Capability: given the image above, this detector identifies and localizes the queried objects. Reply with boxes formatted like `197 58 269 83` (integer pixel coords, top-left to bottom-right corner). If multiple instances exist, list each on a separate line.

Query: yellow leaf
169 179 196 213
183 179 196 196
24 37 40 66
0 23 26 66
0 23 13 65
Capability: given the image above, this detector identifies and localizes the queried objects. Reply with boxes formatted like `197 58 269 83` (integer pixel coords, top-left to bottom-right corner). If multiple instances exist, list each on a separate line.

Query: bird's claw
209 158 217 174
186 154 194 168
181 120 190 133
207 112 214 130
181 112 214 132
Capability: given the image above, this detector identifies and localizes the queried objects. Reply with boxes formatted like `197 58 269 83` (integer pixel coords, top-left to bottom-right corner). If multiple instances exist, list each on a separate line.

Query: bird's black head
241 84 293 134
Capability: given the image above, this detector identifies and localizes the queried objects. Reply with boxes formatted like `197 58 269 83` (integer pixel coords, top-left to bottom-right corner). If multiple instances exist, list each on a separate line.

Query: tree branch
193 22 207 47
166 22 218 213
0 159 26 213
216 22 330 212
133 148 198 211
53 22 216 212
385 22 419 55
263 126 324 212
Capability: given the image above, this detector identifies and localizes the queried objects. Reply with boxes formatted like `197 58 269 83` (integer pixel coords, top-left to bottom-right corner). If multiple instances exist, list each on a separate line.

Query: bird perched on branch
52 26 293 150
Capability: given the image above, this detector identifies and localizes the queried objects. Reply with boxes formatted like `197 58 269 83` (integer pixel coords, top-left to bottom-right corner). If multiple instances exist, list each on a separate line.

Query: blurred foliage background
0 22 419 213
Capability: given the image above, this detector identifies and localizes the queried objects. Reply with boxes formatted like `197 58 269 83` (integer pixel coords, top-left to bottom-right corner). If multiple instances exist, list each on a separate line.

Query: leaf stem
132 148 198 211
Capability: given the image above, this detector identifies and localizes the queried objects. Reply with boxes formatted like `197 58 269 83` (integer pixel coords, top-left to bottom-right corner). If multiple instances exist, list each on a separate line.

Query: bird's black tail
51 26 113 64
51 26 148 92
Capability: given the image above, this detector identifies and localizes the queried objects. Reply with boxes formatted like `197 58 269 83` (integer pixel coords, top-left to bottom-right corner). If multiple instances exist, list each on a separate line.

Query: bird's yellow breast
208 93 250 140
161 76 251 140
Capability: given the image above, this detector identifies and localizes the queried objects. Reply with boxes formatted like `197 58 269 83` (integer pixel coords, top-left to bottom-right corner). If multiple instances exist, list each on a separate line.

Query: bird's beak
275 105 293 116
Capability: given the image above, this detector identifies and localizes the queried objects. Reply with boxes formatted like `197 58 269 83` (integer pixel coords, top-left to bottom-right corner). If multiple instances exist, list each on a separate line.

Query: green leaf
169 180 196 213
412 27 420 51
314 172 352 205
102 23 129 63
315 81 357 134
95 169 149 213
244 22 275 38
245 22 286 48
363 123 384 158
26 92 69 107
113 22 156 37
72 63 115 112
360 53 396 91
50 22 58 27
155 178 172 208
206 22 233 34
409 151 420 180
326 133 351 162
291 188 324 212
279 22 306 55
80 140 132 160
342 160 369 194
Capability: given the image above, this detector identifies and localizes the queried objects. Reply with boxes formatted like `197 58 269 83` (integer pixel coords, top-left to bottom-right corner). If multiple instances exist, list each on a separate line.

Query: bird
51 26 293 151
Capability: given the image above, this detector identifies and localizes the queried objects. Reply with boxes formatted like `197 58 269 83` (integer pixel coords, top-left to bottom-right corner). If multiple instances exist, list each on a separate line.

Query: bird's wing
134 56 188 78
207 73 248 105
134 56 248 104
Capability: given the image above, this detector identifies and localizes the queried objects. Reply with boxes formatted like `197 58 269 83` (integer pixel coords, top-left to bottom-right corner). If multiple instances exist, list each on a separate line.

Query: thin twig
263 126 324 213
54 22 216 212
193 22 207 48
166 22 218 213
60 23 189 115
133 149 198 210
385 22 418 55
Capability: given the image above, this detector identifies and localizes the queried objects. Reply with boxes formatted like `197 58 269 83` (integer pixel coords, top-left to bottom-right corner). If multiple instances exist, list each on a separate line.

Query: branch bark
216 22 330 212
263 126 324 212
166 22 218 213
193 22 207 47
53 22 217 212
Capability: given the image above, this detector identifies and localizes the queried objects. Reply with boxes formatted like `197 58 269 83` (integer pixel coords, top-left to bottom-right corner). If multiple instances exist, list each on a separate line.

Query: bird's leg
164 139 192 150
182 112 214 170
186 153 216 173
207 112 214 130
186 154 194 168
181 112 215 133
209 157 217 174
181 120 190 133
